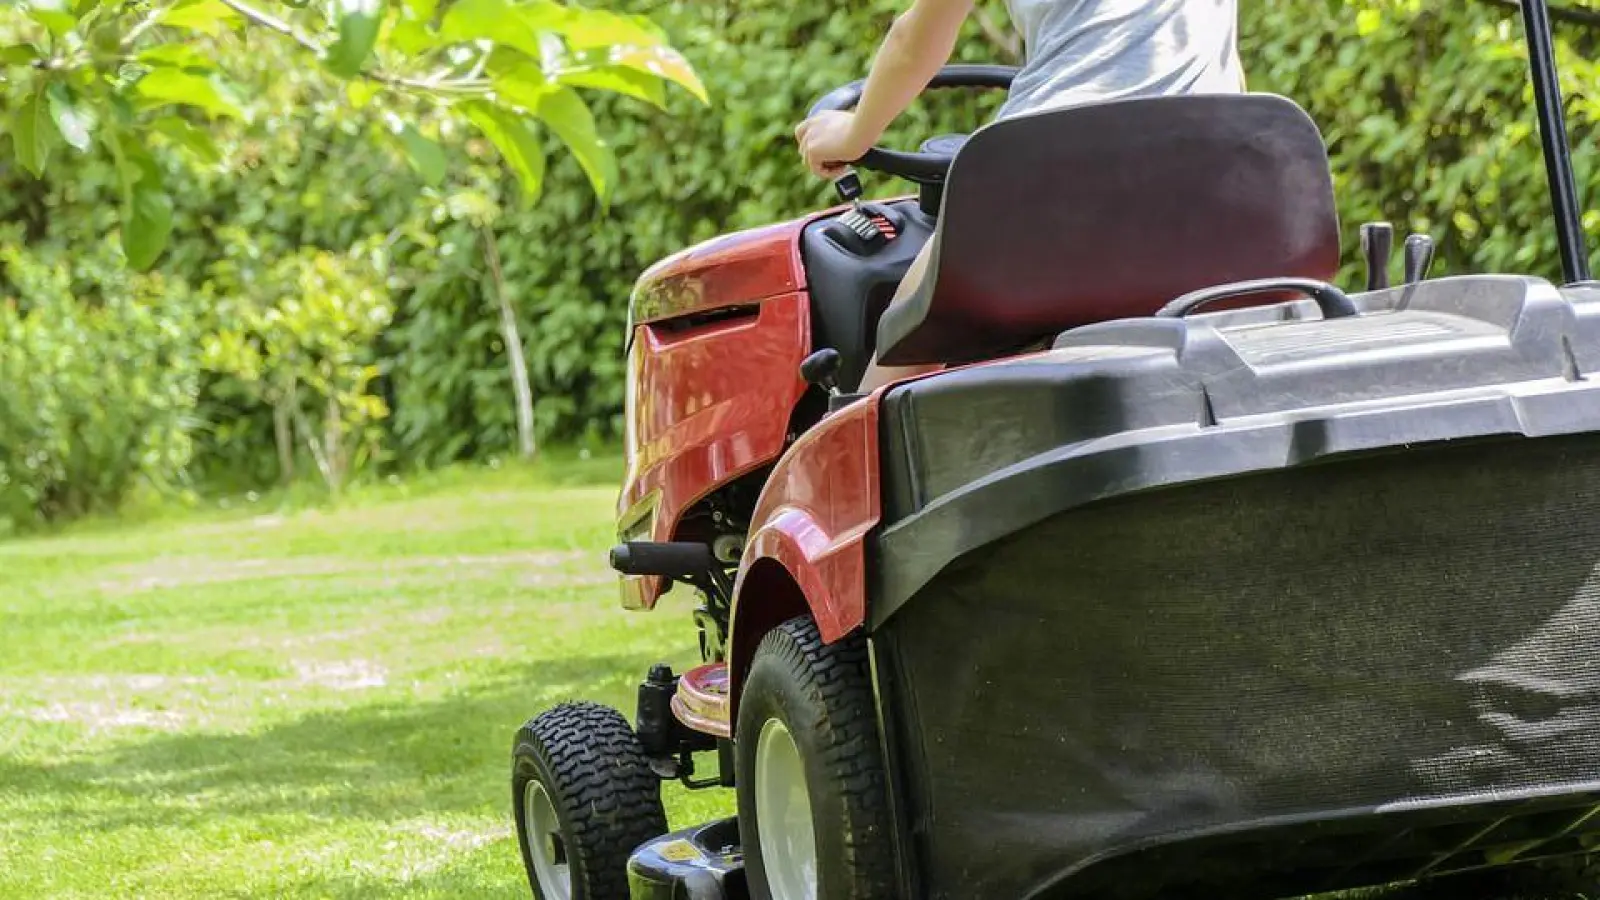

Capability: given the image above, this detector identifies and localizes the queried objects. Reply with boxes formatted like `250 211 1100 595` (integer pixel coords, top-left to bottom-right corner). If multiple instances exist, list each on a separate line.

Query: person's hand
795 110 878 180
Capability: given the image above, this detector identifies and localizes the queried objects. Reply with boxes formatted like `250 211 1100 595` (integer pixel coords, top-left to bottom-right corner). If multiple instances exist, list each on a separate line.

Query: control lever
1360 221 1393 291
800 348 862 414
1403 233 1436 284
800 348 843 397
833 171 864 209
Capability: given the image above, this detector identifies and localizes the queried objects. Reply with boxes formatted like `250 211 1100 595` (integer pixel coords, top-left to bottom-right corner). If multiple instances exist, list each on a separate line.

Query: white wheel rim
755 717 818 900
523 780 572 900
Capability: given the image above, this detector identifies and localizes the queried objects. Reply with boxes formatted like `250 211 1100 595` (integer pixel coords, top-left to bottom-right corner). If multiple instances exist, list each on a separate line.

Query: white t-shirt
997 0 1245 119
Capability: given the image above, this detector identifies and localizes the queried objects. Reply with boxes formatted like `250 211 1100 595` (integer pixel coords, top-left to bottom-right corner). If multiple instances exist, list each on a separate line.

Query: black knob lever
1360 221 1393 291
1404 233 1435 284
833 171 863 208
800 348 843 396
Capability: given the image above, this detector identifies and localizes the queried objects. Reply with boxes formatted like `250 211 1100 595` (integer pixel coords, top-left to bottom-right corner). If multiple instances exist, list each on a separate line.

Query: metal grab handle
1155 277 1359 320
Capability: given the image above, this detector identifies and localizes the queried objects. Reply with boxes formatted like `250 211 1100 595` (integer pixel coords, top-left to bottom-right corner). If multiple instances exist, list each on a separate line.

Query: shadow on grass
7 651 656 836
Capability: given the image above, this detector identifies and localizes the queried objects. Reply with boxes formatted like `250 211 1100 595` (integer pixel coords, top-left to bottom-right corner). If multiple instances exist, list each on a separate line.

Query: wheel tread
514 701 668 900
743 617 897 898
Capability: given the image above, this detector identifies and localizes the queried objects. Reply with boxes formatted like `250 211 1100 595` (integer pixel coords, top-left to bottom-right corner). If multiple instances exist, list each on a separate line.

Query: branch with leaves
1 0 708 269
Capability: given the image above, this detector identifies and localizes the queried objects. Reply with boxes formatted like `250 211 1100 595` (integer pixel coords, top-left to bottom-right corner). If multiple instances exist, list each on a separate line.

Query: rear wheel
513 702 668 900
735 616 897 900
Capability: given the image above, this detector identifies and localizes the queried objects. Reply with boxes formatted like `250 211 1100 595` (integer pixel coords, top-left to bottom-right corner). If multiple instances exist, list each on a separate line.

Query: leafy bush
201 229 393 494
0 241 202 531
1242 0 1600 286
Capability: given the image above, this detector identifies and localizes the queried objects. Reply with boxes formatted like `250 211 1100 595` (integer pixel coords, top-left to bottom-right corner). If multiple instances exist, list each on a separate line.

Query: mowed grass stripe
0 458 733 899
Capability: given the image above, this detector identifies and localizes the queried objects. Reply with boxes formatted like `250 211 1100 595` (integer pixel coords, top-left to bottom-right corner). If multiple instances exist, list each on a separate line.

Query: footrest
672 662 730 739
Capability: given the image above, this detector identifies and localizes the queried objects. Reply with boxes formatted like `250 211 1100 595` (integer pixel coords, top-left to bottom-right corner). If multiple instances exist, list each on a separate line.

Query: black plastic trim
799 199 935 393
866 635 926 900
1022 784 1600 900
872 274 1600 627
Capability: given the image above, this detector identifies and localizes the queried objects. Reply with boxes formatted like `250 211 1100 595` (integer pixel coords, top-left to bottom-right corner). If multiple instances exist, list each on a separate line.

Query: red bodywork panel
734 397 881 641
616 217 817 610
726 397 882 709
615 207 895 726
630 219 808 325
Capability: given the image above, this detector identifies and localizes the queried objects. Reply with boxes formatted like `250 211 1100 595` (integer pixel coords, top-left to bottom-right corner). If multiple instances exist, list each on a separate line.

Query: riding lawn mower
512 3 1600 898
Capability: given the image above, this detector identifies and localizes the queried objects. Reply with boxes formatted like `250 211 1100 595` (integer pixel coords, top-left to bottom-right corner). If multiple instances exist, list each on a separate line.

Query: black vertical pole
1520 0 1592 284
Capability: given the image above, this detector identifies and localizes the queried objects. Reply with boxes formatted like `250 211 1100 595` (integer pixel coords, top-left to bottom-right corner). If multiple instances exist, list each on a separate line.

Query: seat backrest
875 93 1341 366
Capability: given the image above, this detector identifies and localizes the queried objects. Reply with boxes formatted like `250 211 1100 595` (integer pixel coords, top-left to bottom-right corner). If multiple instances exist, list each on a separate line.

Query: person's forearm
851 4 968 143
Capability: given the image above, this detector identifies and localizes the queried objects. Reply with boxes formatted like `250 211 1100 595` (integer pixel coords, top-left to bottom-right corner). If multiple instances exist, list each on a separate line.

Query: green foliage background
3 0 1600 527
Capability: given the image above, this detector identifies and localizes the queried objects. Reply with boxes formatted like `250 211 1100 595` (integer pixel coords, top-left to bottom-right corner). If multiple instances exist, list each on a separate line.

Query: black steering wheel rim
807 64 1018 184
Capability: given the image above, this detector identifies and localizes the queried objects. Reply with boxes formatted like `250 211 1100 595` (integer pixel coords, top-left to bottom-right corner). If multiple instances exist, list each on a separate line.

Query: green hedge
3 0 1600 517
0 241 202 531
1243 1 1600 284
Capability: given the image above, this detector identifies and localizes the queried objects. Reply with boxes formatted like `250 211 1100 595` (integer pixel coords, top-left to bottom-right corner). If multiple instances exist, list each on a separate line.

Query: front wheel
513 702 668 899
735 616 897 900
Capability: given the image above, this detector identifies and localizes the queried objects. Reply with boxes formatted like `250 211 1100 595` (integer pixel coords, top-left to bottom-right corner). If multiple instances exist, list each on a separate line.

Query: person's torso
997 0 1243 119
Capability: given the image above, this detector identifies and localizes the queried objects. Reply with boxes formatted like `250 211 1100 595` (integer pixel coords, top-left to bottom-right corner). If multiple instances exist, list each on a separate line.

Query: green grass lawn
0 456 731 899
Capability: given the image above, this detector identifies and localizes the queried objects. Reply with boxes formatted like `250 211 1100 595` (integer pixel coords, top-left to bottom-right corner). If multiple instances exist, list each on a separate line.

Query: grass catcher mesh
879 433 1600 899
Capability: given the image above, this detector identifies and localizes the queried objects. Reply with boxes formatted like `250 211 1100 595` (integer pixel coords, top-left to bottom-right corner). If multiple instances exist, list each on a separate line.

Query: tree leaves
0 0 706 275
126 182 175 271
12 85 59 177
346 79 382 109
532 87 615 204
605 45 707 105
106 135 173 270
558 64 666 110
440 0 556 62
436 0 706 105
139 44 216 71
488 58 614 201
402 0 437 19
150 116 222 164
135 68 245 120
395 124 446 186
158 0 240 35
47 84 96 153
325 0 387 77
462 100 545 206
22 0 79 37
0 44 44 66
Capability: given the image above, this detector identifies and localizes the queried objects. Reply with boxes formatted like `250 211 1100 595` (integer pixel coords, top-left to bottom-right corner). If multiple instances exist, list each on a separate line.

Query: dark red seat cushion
876 93 1342 366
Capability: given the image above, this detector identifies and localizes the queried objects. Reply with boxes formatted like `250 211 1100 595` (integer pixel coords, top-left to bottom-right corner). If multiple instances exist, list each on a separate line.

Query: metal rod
1520 0 1592 284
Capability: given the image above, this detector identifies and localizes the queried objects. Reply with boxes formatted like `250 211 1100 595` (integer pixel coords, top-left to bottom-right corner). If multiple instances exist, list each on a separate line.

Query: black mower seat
875 93 1342 367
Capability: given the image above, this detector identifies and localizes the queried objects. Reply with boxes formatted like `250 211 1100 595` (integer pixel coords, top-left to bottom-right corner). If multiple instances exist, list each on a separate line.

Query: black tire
735 616 897 900
512 701 668 900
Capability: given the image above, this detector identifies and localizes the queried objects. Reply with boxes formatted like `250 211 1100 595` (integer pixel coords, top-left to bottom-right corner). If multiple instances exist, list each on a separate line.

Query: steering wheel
807 64 1018 186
